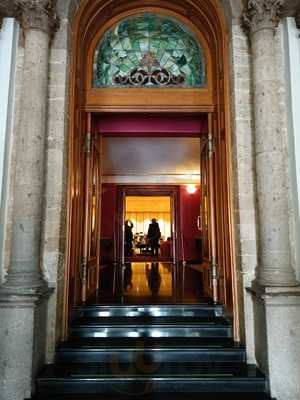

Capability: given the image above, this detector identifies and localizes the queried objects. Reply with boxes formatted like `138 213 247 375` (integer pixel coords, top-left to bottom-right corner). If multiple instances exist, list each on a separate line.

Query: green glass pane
93 13 206 88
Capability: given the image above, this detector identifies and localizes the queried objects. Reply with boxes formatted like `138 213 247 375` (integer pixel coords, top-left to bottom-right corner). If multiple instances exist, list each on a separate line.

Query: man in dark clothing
124 220 134 257
147 218 161 257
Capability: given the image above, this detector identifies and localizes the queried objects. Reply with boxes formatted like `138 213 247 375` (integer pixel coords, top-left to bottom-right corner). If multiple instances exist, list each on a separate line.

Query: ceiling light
186 184 197 194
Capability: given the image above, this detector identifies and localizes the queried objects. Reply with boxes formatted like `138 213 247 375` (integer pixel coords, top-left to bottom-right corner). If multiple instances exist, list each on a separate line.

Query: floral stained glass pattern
93 14 206 88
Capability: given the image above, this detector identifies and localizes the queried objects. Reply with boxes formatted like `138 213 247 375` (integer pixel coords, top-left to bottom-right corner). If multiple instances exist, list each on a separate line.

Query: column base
0 281 51 297
254 270 299 288
0 287 52 400
249 283 300 400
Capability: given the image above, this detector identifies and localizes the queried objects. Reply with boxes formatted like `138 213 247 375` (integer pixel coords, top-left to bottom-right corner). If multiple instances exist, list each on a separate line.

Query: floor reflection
124 263 172 299
97 262 206 304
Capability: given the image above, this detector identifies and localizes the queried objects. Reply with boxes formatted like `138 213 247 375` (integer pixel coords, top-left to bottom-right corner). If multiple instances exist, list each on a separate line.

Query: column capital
243 0 283 36
15 0 59 35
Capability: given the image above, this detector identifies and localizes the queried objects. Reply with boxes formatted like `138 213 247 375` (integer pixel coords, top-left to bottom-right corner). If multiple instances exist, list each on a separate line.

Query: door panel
81 114 102 302
200 114 218 302
67 109 86 326
87 135 102 300
214 111 233 312
200 137 210 261
200 135 212 298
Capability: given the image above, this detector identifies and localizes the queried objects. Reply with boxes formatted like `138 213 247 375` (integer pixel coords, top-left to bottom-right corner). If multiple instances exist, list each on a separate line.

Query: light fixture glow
186 184 197 195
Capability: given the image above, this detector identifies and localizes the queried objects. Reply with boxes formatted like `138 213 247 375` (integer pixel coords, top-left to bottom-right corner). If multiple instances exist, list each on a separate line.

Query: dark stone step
60 337 236 348
69 316 232 339
57 340 245 363
71 316 230 325
29 393 274 400
70 324 232 339
31 304 269 400
74 304 224 319
36 363 266 395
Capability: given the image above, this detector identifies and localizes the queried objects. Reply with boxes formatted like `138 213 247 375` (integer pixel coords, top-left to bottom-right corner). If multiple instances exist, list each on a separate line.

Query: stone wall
40 0 82 362
228 21 257 362
1 8 73 361
41 12 73 360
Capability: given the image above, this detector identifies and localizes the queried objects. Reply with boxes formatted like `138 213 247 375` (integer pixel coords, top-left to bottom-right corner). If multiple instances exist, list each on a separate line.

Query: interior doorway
117 186 181 266
125 195 173 262
98 184 206 304
97 138 206 304
69 112 231 308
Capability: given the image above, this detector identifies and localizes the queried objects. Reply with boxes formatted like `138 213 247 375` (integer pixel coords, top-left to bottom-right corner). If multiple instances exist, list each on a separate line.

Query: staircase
31 303 272 399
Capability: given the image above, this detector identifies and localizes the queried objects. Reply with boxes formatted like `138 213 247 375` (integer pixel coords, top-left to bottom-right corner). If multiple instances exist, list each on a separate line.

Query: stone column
243 0 298 287
2 0 58 292
243 3 300 399
0 1 58 399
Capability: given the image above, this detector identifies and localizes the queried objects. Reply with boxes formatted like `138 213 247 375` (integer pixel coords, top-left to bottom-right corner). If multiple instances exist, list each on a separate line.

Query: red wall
101 184 117 238
93 114 208 136
179 185 201 262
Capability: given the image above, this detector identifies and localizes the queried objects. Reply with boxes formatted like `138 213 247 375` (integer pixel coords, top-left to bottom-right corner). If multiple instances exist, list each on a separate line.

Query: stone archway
48 0 246 346
63 0 240 334
42 0 247 360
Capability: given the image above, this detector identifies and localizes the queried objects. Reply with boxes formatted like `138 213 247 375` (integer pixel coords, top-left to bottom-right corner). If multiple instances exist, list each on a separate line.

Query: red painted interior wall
100 184 201 262
179 185 201 262
93 114 207 136
101 184 117 238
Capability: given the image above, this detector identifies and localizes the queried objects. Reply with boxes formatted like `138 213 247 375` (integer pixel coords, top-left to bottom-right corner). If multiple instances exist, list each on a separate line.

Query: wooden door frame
116 185 180 266
64 0 240 341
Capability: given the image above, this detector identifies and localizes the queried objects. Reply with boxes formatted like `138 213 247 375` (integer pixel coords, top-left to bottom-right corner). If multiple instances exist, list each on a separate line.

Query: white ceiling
102 137 201 184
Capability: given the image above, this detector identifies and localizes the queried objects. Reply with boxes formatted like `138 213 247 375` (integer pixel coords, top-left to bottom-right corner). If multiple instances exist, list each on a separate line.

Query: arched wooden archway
64 0 239 340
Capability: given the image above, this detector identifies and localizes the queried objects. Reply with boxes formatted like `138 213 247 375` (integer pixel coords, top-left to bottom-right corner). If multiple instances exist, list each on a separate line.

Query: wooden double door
80 116 103 303
69 112 232 312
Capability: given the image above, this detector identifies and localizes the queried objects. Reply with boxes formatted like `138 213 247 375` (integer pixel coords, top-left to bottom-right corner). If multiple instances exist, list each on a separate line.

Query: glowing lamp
186 184 197 195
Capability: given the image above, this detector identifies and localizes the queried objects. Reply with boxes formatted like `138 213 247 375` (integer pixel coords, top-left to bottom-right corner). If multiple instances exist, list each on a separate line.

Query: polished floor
96 262 206 304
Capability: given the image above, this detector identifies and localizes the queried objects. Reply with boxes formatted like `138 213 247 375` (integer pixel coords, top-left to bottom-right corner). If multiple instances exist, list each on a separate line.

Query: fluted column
243 0 298 287
2 0 58 292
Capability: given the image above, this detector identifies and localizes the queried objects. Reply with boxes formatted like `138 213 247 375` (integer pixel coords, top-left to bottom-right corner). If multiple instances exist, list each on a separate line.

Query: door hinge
211 257 219 287
83 132 92 156
80 258 87 282
208 133 216 159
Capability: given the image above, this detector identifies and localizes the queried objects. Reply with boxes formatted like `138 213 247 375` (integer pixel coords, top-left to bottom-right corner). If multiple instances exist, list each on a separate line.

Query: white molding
102 174 201 184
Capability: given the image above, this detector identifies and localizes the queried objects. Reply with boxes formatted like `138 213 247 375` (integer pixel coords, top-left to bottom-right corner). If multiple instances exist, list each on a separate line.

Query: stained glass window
93 13 206 88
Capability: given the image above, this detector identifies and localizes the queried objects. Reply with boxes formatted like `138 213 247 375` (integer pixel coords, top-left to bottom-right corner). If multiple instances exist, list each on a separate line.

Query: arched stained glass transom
93 13 207 88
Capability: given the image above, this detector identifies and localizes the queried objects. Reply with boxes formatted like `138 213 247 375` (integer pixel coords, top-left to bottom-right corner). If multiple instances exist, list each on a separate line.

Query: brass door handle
197 215 202 231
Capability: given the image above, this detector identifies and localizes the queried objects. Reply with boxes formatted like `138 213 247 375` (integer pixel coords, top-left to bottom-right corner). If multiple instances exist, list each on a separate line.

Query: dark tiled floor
94 262 206 305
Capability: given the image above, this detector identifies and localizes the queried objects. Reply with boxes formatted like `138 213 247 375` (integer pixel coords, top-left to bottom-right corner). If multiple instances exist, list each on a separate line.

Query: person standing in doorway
124 220 134 257
147 218 161 257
